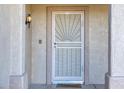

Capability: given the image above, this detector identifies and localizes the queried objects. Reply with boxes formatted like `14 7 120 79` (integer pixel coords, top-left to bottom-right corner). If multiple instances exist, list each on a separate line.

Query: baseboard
9 72 28 89
105 73 124 89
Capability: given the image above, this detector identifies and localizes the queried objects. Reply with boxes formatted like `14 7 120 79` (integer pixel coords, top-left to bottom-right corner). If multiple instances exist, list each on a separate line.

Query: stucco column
9 5 28 89
105 4 124 89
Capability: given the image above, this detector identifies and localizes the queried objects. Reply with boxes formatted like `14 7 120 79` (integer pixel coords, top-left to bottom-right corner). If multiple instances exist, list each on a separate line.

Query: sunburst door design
52 11 84 84
55 14 81 42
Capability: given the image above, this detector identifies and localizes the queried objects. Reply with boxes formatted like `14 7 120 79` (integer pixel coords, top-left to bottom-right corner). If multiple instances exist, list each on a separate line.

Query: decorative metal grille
55 48 81 77
55 14 81 42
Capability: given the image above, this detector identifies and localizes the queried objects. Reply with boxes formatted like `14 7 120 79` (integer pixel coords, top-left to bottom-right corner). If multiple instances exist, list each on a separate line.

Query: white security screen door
52 11 84 84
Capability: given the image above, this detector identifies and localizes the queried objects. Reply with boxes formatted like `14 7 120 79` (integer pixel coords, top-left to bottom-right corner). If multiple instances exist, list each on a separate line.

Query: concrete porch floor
29 84 105 89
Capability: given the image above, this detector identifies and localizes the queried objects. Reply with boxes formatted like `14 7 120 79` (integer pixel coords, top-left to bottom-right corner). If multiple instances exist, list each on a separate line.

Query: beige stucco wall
89 5 108 84
105 5 124 89
0 5 10 88
31 4 109 84
0 4 29 89
25 5 32 87
8 4 29 89
31 5 47 84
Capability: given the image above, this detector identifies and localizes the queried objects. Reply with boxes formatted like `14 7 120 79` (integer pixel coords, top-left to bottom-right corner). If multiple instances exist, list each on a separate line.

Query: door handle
54 43 56 45
54 43 57 48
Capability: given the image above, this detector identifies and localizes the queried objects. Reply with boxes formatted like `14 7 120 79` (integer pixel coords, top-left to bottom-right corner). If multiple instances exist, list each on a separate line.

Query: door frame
47 6 89 85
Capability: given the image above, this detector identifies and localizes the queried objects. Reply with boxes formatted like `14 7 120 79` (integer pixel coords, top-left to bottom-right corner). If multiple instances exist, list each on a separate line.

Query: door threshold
52 80 84 84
